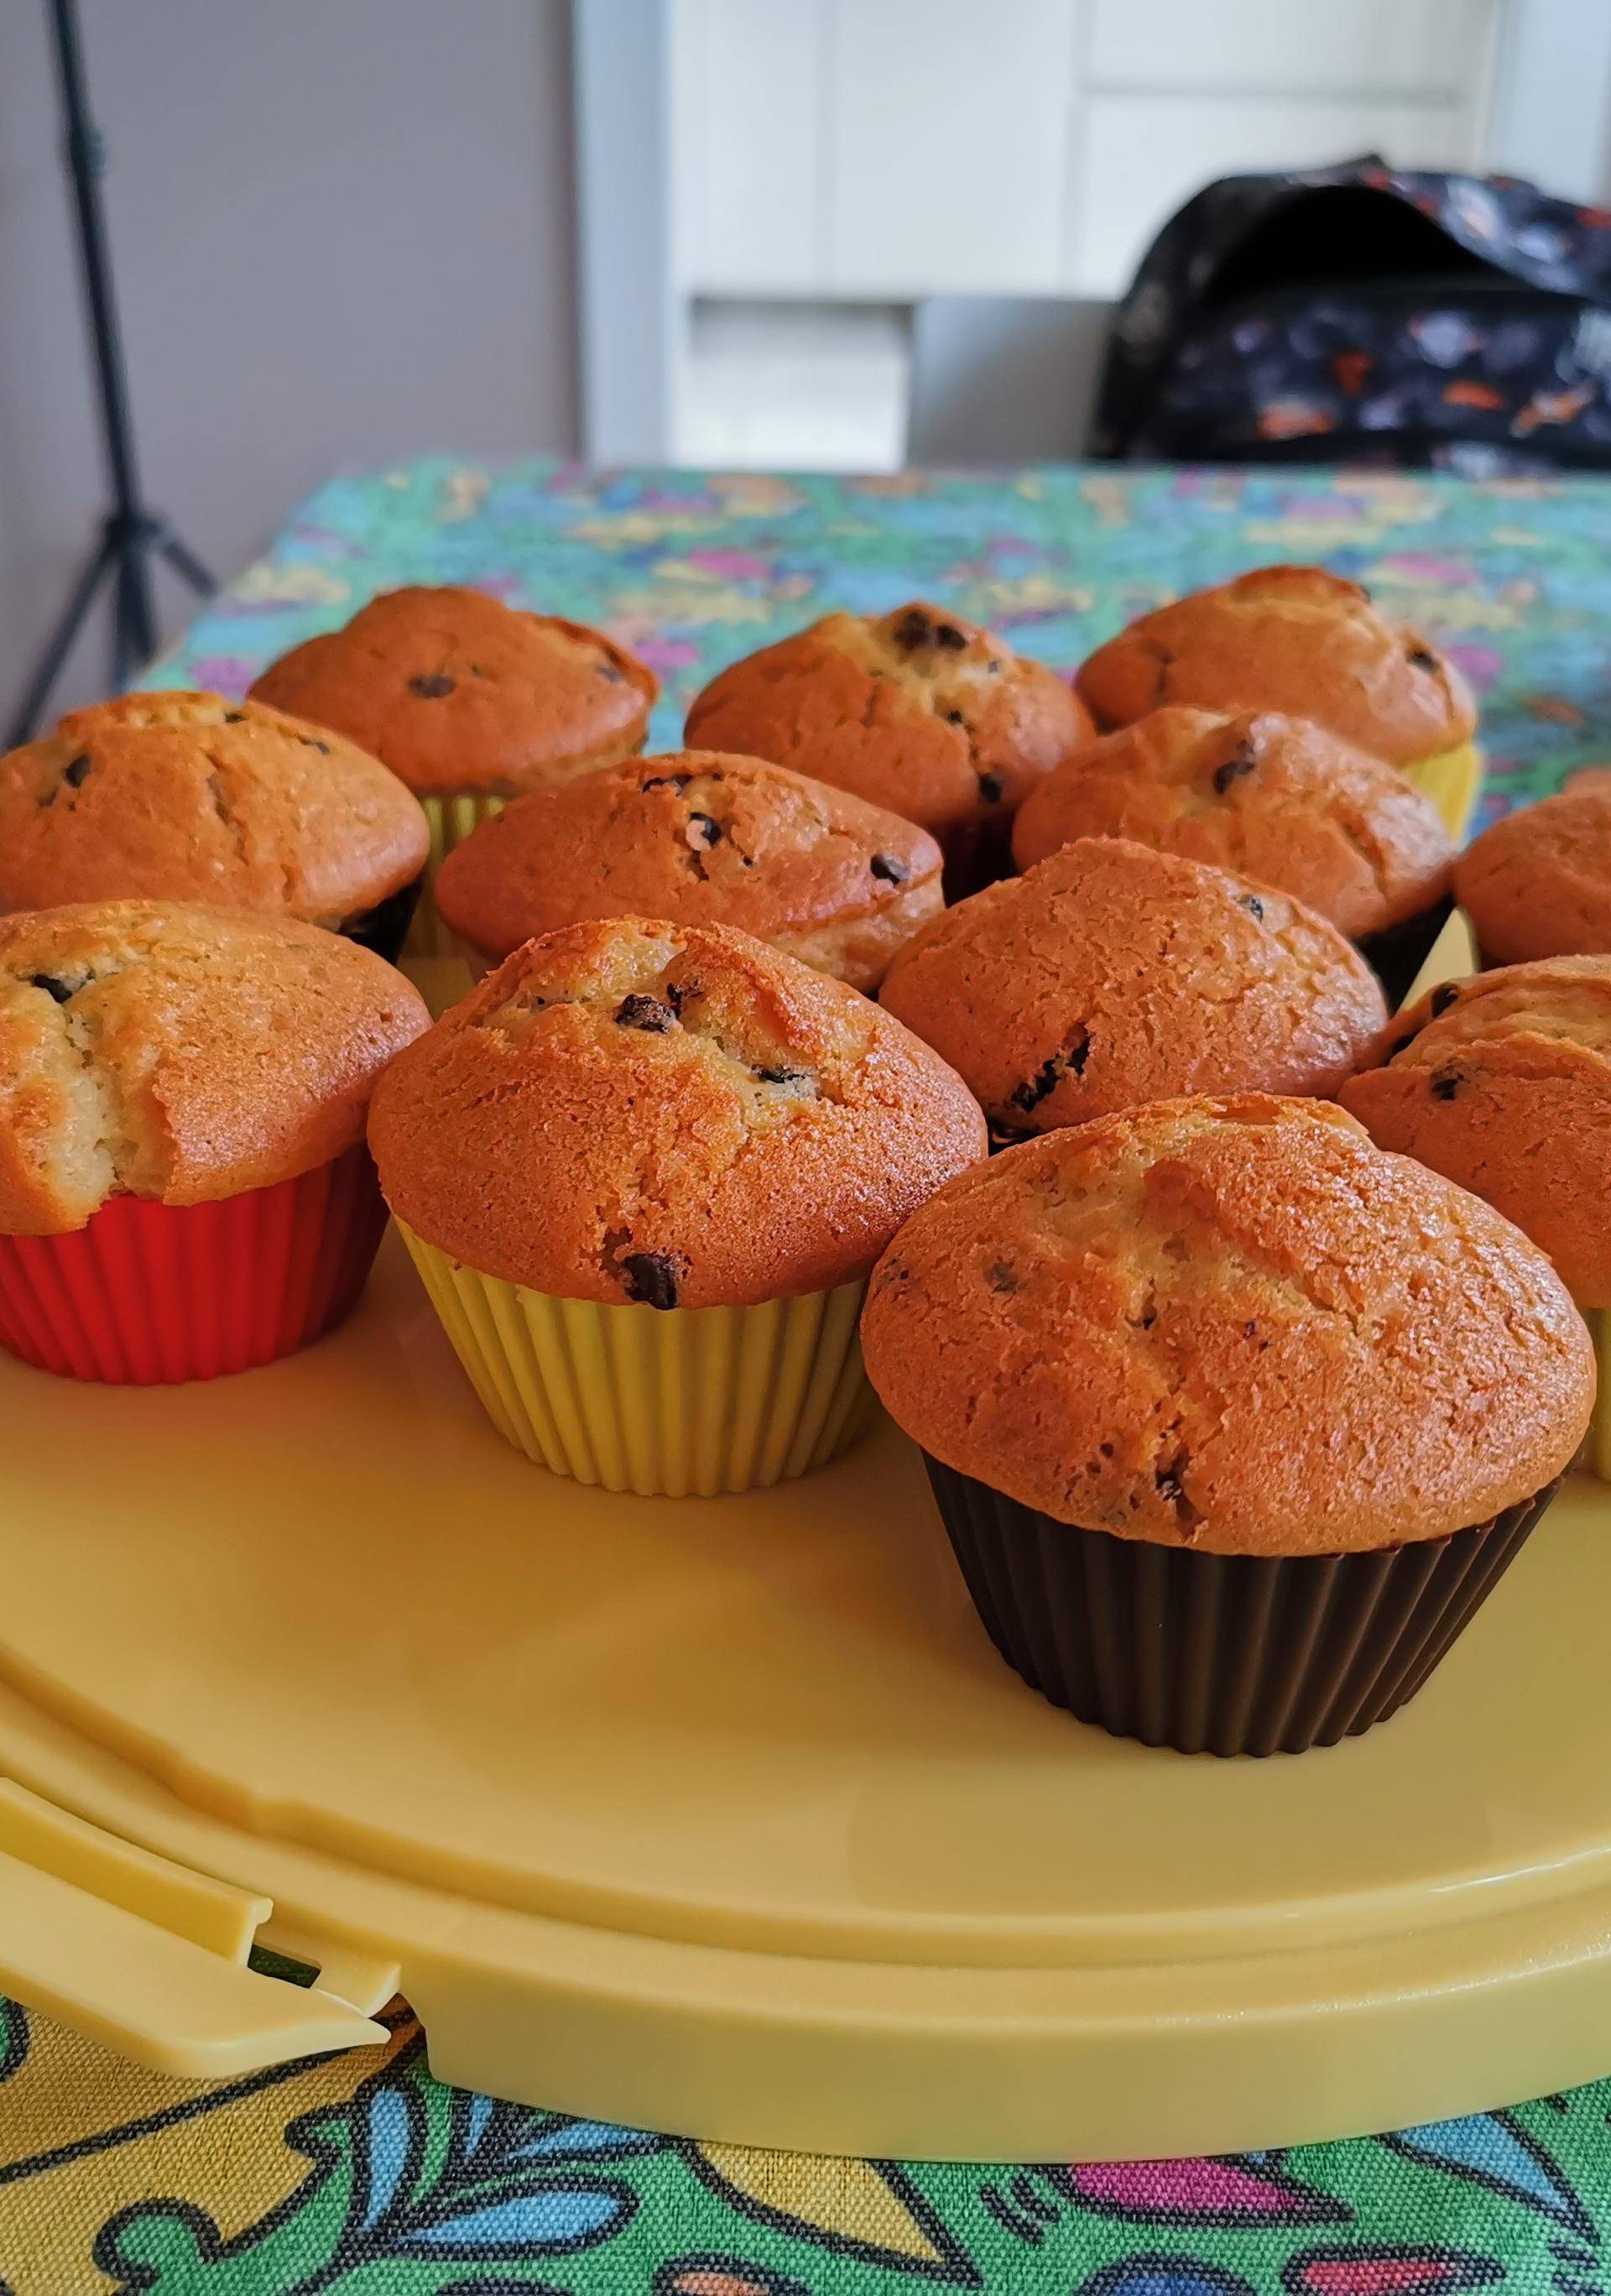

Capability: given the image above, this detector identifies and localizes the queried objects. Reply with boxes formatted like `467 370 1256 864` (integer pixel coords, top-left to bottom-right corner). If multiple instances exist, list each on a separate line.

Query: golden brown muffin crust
1074 567 1475 765
248 585 658 798
0 901 430 1234
1454 774 1611 964
878 836 1387 1135
435 749 943 989
0 691 429 926
861 1094 1591 1552
1341 955 1611 1307
683 602 1093 837
1012 706 1453 936
368 916 986 1308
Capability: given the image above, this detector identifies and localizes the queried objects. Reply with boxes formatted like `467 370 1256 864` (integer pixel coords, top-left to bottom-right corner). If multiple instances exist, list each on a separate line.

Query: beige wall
0 0 579 720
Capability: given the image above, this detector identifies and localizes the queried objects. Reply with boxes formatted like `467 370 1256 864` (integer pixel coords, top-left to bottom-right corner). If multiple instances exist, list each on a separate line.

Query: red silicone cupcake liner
0 1142 387 1385
924 1454 1561 1756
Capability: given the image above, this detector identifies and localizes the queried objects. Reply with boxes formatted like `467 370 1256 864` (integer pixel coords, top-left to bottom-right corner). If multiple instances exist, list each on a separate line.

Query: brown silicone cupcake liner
1356 894 1455 1006
342 879 423 965
924 1455 1561 1756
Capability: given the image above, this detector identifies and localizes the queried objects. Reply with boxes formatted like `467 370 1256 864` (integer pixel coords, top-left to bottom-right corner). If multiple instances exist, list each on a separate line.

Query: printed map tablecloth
8 458 1611 2294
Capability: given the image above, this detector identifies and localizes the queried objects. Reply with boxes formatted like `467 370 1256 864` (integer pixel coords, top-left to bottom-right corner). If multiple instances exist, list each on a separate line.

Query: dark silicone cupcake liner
924 1454 1561 1756
1355 894 1455 1007
939 817 1016 904
342 878 422 964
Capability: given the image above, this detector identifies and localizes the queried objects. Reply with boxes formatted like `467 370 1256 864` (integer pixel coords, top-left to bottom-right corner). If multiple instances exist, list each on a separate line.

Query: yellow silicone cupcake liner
406 794 508 958
1403 741 1482 843
398 1221 873 1496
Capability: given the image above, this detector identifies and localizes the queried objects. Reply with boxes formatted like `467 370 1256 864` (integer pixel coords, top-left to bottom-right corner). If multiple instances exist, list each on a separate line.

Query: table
7 457 1611 2295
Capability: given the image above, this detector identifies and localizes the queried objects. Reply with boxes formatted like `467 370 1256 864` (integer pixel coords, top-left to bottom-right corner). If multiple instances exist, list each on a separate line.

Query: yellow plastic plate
0 1207 1609 2158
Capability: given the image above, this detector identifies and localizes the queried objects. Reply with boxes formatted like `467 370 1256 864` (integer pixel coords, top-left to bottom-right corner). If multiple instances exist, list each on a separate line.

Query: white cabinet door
1089 0 1493 97
671 0 823 294
1071 93 1481 295
824 0 1081 296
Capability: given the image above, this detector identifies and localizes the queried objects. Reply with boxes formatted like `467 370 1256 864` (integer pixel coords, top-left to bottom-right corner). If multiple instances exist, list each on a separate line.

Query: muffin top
682 602 1093 836
1340 956 1611 1307
248 585 659 799
0 691 429 926
862 1094 1591 1554
1011 706 1453 937
368 916 986 1308
1074 567 1476 765
0 901 430 1234
435 749 943 991
878 836 1387 1137
1454 775 1611 964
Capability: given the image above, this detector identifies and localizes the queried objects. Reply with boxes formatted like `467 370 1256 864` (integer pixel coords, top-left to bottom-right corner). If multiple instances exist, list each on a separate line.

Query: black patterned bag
1092 160 1611 473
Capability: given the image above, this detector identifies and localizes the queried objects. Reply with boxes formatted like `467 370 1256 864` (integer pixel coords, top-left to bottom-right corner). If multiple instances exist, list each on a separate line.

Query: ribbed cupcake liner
924 1455 1560 1756
0 1144 388 1385
1357 894 1455 1007
1401 740 1482 843
342 879 422 964
398 1220 873 1495
408 794 508 958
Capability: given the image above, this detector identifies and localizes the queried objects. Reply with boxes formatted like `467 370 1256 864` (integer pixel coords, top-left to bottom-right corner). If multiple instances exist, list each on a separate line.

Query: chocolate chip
686 812 722 848
755 1065 811 1088
408 672 455 699
1008 1028 1091 1114
1239 894 1265 921
1212 741 1258 795
870 853 908 884
621 1251 682 1310
978 771 1005 804
932 622 967 650
1155 1463 1186 1502
29 973 73 1004
1405 645 1440 672
985 659 1002 675
665 979 700 1016
1430 983 1460 1015
300 737 331 754
62 754 91 789
642 771 692 792
615 993 675 1032
891 608 931 650
987 1260 1019 1293
597 664 626 683
223 710 244 723
945 708 966 725
1430 1065 1463 1099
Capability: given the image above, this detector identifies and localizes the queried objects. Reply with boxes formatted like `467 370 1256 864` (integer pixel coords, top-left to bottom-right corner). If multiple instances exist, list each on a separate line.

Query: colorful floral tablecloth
8 458 1611 2294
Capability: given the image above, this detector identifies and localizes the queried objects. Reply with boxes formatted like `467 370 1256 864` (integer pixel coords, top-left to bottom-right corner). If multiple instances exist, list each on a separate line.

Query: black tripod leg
4 527 122 748
154 528 216 597
112 535 159 690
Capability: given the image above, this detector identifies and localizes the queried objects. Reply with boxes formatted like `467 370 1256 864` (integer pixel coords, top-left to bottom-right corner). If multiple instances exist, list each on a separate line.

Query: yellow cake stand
0 1234 1609 2163
3 916 1610 2163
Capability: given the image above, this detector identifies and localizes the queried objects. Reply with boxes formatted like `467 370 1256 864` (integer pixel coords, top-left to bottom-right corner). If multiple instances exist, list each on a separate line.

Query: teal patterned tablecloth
7 459 1611 2295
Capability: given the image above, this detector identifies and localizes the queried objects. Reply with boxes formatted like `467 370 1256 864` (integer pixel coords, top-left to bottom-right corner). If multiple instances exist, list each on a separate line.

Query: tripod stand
6 0 215 749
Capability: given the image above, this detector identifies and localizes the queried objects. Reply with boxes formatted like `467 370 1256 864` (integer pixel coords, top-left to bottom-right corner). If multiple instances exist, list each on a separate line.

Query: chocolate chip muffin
1342 958 1611 1474
435 749 943 991
878 836 1387 1141
369 917 985 1494
0 691 430 959
249 586 660 952
1454 774 1611 965
683 602 1093 896
1073 566 1479 836
0 901 429 1382
1012 707 1455 1001
861 1093 1591 1753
